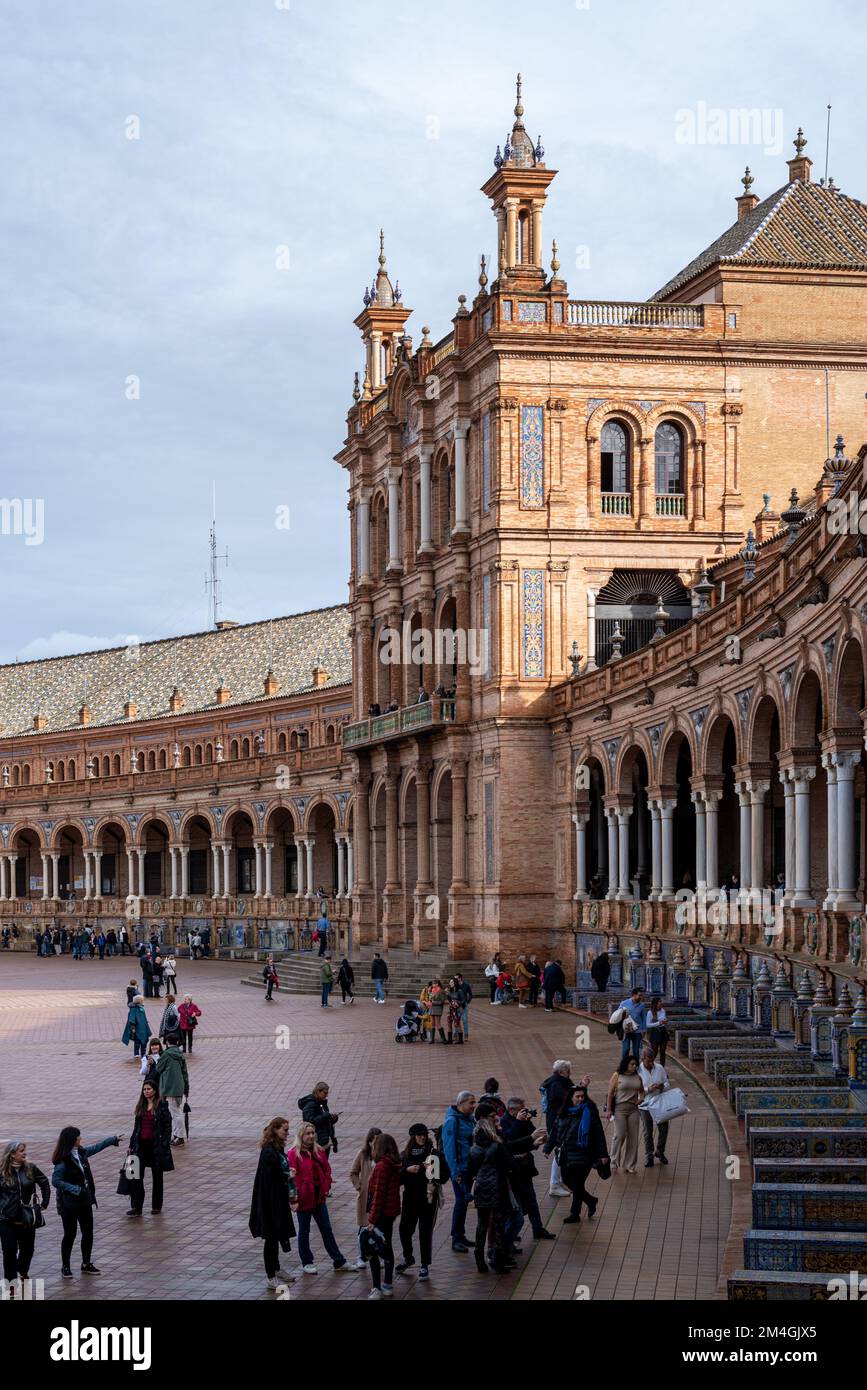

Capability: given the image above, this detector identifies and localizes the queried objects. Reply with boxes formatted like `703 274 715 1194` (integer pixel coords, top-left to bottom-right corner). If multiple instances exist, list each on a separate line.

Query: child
127 978 139 1007
418 983 433 1043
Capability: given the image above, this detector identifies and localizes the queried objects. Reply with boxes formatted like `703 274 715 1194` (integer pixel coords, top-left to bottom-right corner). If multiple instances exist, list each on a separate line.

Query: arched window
230 739 239 760
182 745 191 767
242 737 251 758
102 756 110 778
277 731 287 753
600 420 631 498
112 754 121 775
67 759 76 780
194 744 203 766
57 761 65 783
290 731 298 752
147 750 156 771
205 742 213 762
12 765 20 787
159 749 167 770
655 422 685 500
23 765 30 786
325 724 335 745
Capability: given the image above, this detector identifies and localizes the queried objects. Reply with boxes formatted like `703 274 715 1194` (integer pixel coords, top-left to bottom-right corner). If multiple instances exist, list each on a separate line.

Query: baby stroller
495 971 517 1005
395 999 423 1042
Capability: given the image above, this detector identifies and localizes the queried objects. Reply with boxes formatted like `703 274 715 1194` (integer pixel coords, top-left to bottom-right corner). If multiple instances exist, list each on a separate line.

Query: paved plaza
1 954 730 1301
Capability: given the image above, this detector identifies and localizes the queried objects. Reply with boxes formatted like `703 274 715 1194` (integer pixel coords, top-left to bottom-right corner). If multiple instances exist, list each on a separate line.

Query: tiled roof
0 607 351 741
653 179 867 300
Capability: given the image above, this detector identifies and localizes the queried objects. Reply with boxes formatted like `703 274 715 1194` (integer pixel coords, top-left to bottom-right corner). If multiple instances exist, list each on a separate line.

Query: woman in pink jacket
287 1122 349 1276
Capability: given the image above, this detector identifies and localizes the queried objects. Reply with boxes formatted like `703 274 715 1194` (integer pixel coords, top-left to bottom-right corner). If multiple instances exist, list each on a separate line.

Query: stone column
635 796 647 884
616 808 632 900
93 850 103 900
254 842 263 897
0 855 7 900
334 836 345 898
531 200 544 267
137 848 146 898
418 446 433 553
660 800 676 899
749 780 770 894
835 751 860 909
649 802 662 901
41 852 50 900
453 420 470 533
505 197 518 266
346 837 354 897
736 781 752 891
586 588 597 671
792 766 817 908
82 851 92 900
50 851 60 899
781 771 795 905
704 791 722 893
416 766 432 894
211 842 221 898
691 792 707 891
357 488 371 582
605 808 619 901
370 330 382 389
304 838 315 898
7 854 17 900
263 841 273 898
221 843 231 899
573 813 589 900
387 466 402 570
822 752 838 910
170 846 178 900
354 772 371 890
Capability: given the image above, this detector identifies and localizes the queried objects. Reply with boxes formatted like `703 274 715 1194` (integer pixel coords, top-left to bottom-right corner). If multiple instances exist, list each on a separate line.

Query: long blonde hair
0 1140 31 1183
292 1121 321 1155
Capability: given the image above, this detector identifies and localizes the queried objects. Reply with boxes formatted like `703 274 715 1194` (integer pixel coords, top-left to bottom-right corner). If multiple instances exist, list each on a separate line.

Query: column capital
386 465 402 487
649 796 677 815
453 417 471 439
790 765 817 788
572 811 590 827
418 443 434 463
747 779 770 801
833 749 861 779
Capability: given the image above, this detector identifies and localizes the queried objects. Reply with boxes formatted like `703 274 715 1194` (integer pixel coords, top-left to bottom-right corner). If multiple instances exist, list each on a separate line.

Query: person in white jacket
638 1045 669 1168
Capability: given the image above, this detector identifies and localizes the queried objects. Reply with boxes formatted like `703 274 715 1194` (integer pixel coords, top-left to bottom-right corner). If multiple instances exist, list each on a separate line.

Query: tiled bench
728 1269 843 1299
676 1022 743 1055
735 1082 849 1117
743 1227 867 1272
744 1107 861 1139
700 1038 779 1070
754 1157 867 1184
715 1056 815 1089
750 1126 867 1160
752 1182 867 1232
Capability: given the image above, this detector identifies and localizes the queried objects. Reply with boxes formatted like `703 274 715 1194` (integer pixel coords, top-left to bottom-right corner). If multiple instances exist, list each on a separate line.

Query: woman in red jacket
177 996 201 1054
366 1132 402 1300
287 1122 348 1276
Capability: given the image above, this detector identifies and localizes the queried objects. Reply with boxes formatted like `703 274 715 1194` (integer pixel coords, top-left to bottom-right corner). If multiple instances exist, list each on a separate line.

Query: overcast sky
1 0 862 664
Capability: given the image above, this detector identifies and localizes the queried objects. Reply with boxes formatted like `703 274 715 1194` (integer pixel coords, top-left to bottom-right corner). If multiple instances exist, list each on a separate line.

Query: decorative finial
651 596 670 640
534 134 544 162
503 130 512 163
421 326 431 347
378 229 386 268
569 640 582 677
551 239 560 276
352 371 360 403
742 166 754 193
362 285 371 307
494 144 503 169
742 528 757 582
609 620 624 662
515 73 523 120
478 254 488 290
393 280 402 303
762 492 771 513
793 127 807 155
456 293 468 317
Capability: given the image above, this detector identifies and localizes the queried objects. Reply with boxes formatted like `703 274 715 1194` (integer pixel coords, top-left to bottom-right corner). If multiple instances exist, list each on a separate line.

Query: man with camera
499 1098 554 1242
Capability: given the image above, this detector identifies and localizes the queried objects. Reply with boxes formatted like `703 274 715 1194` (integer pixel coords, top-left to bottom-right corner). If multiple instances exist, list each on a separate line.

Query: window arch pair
600 419 686 506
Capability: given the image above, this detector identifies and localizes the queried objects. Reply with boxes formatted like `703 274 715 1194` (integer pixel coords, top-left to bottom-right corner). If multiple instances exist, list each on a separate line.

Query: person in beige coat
349 1127 382 1268
604 1054 644 1173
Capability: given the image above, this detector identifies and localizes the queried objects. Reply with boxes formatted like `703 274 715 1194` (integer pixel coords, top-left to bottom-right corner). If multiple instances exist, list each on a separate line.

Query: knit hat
408 1123 429 1138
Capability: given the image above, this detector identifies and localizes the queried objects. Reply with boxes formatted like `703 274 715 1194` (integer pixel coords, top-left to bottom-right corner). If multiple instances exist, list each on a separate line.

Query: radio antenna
205 482 229 629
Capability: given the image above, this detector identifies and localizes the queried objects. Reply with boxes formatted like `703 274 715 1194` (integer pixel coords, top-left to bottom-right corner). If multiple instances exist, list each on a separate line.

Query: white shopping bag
639 1086 689 1123
549 1155 565 1193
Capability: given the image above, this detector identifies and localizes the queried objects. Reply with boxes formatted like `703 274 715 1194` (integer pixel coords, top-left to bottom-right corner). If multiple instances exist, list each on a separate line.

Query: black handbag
117 1166 133 1197
596 1157 612 1181
21 1201 45 1229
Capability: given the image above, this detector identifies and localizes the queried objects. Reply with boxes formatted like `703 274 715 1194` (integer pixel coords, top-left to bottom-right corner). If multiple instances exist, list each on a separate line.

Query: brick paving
0 954 730 1300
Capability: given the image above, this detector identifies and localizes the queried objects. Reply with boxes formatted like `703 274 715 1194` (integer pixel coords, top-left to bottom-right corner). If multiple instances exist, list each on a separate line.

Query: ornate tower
481 74 557 286
353 232 411 397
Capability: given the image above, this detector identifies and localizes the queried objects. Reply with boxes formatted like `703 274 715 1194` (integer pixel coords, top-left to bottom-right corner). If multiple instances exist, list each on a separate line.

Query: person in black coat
298 1083 338 1154
0 1141 51 1289
499 1100 553 1240
141 953 154 999
126 1081 174 1217
544 1083 608 1222
249 1117 297 1290
51 1126 123 1277
395 1124 439 1278
590 951 610 993
337 958 355 1004
542 959 566 1012
540 1062 574 1138
466 1120 518 1274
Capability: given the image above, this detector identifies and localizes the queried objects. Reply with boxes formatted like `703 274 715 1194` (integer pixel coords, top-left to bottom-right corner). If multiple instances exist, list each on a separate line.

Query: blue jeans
621 1031 642 1061
373 979 385 1001
450 1178 470 1243
503 1205 524 1251
461 1004 470 1039
321 982 332 1007
296 1204 344 1267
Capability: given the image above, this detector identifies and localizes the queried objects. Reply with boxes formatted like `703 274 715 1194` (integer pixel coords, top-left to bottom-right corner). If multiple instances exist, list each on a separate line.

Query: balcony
343 697 457 748
601 492 632 516
656 493 686 517
566 300 704 328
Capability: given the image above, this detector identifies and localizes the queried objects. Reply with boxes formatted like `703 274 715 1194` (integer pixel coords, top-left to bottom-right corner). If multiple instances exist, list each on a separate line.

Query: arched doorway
307 802 338 899
95 821 129 897
265 806 298 896
595 570 692 665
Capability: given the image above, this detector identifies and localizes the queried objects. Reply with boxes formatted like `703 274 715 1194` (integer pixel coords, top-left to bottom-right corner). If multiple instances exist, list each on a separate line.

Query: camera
525 1108 537 1119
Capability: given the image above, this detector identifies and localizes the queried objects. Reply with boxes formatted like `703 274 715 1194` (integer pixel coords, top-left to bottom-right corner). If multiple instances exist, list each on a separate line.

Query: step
675 1022 743 1054
754 1158 867 1184
750 1127 867 1161
693 1035 777 1065
727 1070 826 1105
752 1182 867 1232
745 1108 863 1139
717 1056 817 1089
735 1082 849 1117
728 1268 857 1299
743 1228 867 1272
701 1041 786 1075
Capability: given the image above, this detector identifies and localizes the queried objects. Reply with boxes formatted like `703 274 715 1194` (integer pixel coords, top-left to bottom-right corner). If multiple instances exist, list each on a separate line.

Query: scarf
569 1103 592 1147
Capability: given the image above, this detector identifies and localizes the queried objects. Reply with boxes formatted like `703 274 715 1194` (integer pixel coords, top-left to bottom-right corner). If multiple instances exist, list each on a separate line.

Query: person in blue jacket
51 1127 123 1279
122 995 151 1059
440 1091 476 1253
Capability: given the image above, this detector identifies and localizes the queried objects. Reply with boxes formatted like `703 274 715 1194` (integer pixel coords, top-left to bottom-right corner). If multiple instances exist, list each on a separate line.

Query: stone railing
429 333 455 366
656 493 686 517
566 300 704 328
344 697 457 748
601 492 632 515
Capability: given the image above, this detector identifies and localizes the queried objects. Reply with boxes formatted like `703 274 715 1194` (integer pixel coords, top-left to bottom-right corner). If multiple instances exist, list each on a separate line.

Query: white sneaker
382 1283 394 1297
518 1004 528 1009
549 1184 572 1198
266 1276 280 1290
302 1264 318 1275
277 1269 296 1283
354 1257 368 1269
368 1287 384 1300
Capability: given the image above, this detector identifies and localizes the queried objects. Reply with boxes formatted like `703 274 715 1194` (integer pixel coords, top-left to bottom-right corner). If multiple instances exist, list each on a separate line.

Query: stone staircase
240 944 490 1000
687 1027 867 1300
